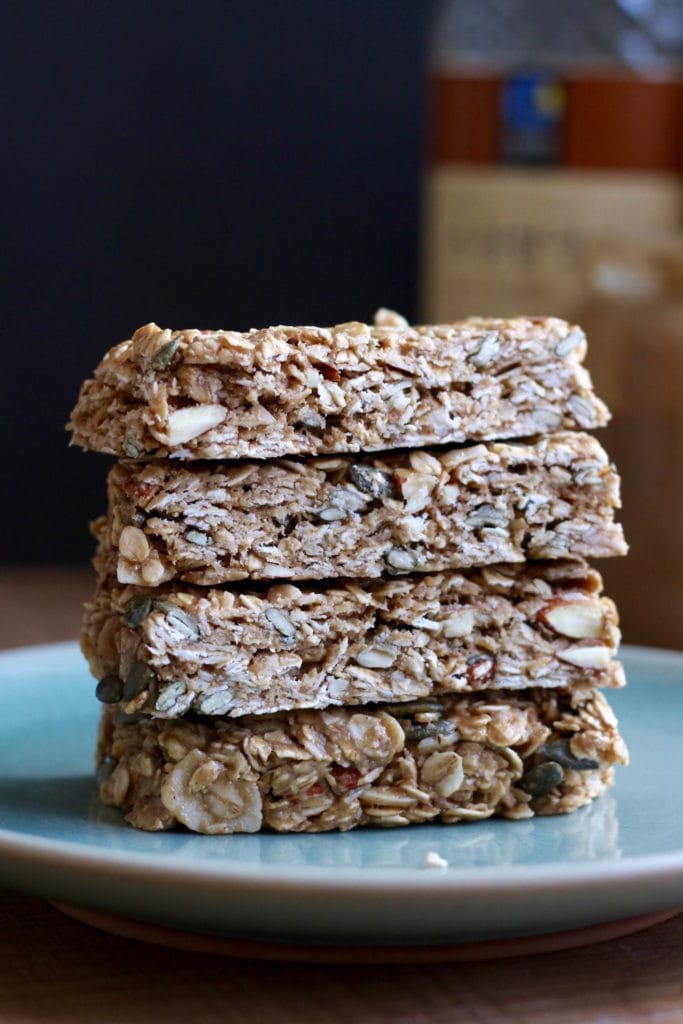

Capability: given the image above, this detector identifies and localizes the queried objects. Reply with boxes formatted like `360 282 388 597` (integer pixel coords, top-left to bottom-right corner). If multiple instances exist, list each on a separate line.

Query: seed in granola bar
471 331 500 367
467 504 508 529
349 464 396 498
151 336 180 369
317 505 348 523
123 595 153 629
520 760 564 797
96 674 124 704
554 329 584 357
264 607 297 638
354 643 399 669
123 661 154 701
385 546 418 573
568 393 599 426
199 690 234 714
404 720 452 742
382 698 443 717
152 599 201 641
184 528 212 546
540 738 599 771
155 681 188 713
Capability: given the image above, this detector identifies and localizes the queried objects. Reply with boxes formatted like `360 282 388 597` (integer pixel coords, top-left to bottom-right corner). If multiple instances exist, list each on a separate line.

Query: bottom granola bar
97 688 628 833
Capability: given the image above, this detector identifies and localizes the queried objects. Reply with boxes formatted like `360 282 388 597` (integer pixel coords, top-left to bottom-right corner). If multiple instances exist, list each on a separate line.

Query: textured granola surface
68 313 609 460
97 687 628 833
102 432 626 586
83 559 623 719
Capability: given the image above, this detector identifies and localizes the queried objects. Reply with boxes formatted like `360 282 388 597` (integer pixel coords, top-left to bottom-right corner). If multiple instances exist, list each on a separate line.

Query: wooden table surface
1 566 681 1024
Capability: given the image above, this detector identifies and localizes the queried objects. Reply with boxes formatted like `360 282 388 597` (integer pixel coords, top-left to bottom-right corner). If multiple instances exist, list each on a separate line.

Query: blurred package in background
421 0 683 648
579 237 683 647
421 0 683 321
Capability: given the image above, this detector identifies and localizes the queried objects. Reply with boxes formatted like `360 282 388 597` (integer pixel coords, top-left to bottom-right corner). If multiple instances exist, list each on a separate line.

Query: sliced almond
539 600 604 639
162 404 227 446
557 643 611 669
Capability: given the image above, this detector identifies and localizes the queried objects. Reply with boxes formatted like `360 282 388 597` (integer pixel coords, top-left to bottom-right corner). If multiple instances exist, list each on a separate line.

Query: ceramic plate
0 642 681 946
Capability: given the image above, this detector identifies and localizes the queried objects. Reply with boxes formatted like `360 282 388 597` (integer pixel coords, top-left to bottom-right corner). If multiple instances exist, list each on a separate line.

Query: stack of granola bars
68 309 628 834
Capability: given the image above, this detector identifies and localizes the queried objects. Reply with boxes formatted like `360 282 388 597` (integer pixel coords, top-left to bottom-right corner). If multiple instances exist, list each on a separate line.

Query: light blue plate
0 642 681 945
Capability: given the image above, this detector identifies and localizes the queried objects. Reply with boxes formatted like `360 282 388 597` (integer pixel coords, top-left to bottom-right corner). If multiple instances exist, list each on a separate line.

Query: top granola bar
68 309 609 460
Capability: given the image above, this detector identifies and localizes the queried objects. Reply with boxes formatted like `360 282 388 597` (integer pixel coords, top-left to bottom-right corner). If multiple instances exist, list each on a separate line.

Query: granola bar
83 559 623 719
96 687 628 833
67 312 608 460
101 432 625 586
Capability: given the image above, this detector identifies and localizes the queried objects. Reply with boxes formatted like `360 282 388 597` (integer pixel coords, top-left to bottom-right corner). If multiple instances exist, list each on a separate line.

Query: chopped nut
163 404 227 446
374 308 408 328
354 643 399 669
467 656 495 688
119 525 150 563
140 557 167 586
401 472 437 514
557 643 612 669
442 608 475 638
539 599 604 639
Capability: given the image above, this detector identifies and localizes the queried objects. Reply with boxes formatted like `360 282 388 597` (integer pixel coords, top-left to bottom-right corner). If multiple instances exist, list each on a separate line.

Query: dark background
2 0 433 562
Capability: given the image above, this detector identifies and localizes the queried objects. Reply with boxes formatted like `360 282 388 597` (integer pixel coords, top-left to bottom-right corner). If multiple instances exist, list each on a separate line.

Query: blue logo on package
500 72 566 165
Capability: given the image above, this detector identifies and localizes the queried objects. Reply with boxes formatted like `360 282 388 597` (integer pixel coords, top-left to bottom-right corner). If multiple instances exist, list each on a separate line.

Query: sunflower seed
385 547 418 573
152 600 201 641
471 331 500 367
554 330 584 357
184 528 212 546
264 607 297 638
155 681 188 713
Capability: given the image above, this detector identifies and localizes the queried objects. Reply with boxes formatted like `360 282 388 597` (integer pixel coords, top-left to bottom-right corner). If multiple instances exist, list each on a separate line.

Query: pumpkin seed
520 761 564 798
123 661 154 701
404 720 452 742
95 675 124 704
540 738 599 771
123 595 152 629
151 336 180 369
